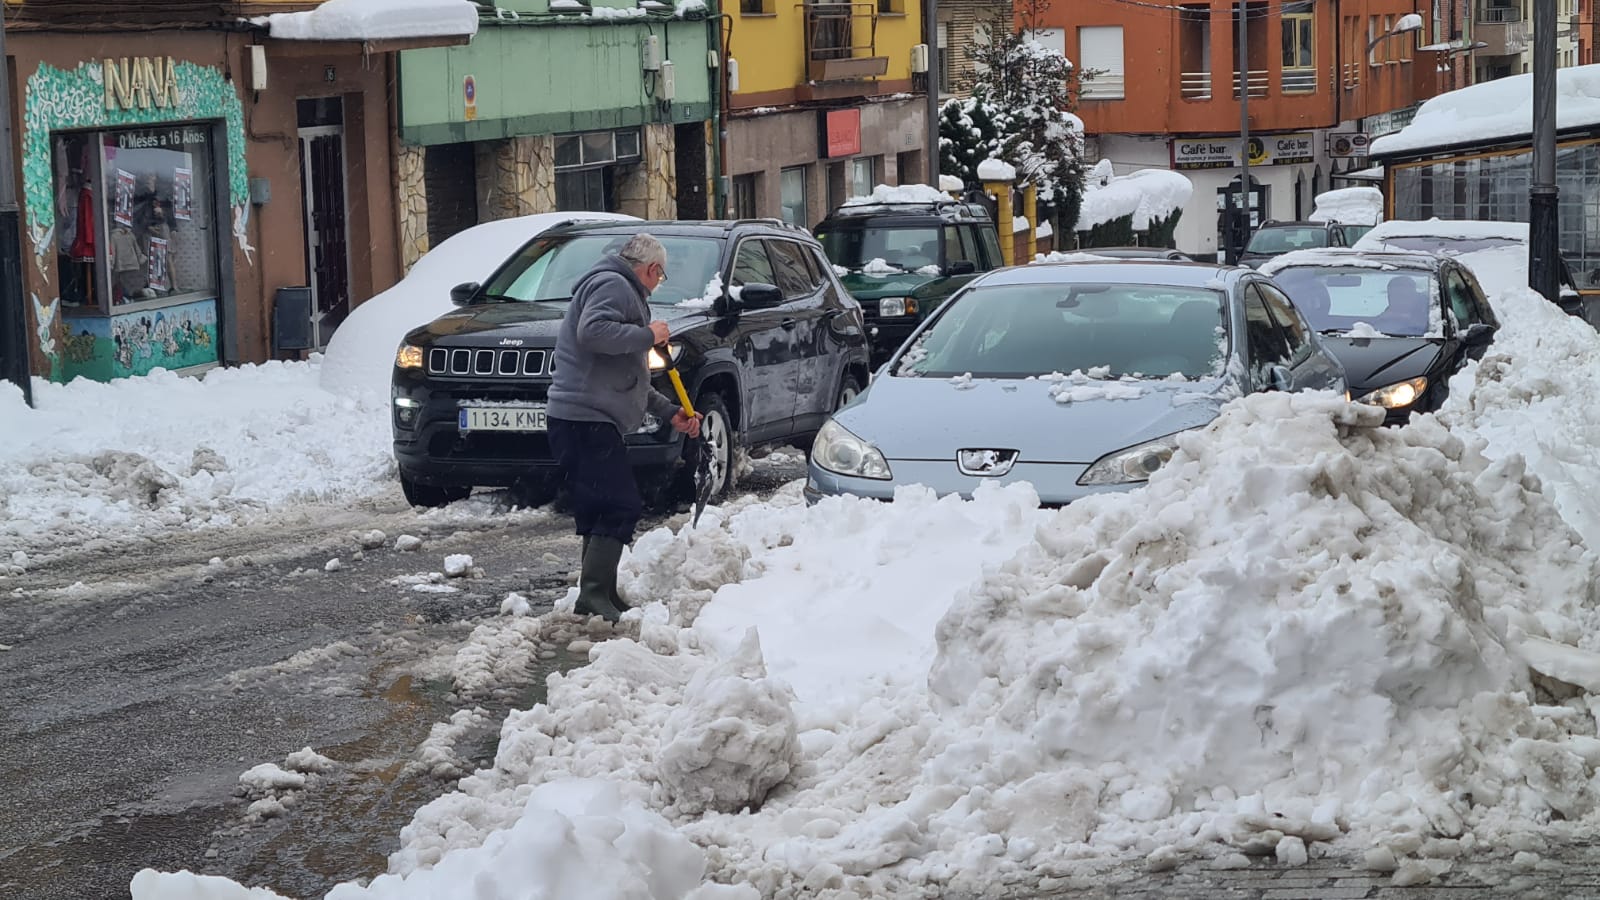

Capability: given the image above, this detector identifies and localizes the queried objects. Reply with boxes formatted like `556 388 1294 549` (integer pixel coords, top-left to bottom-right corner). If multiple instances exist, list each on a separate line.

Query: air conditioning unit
642 35 662 72
659 61 676 101
910 43 929 74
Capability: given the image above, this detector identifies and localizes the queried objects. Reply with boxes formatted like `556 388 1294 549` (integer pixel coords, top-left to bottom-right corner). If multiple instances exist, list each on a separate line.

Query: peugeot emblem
957 448 1019 477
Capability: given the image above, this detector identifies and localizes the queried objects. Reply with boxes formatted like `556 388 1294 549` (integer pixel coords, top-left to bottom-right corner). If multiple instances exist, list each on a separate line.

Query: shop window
780 166 807 228
850 157 875 198
54 125 220 312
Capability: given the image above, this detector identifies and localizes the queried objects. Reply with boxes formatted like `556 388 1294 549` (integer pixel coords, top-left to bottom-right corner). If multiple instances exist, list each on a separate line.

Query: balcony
1231 70 1269 98
802 3 889 83
1181 71 1212 100
1476 3 1530 56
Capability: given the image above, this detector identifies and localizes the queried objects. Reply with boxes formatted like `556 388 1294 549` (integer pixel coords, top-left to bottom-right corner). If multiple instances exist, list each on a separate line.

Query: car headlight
647 343 683 371
879 297 918 318
1077 433 1184 486
395 343 424 370
812 419 892 480
1356 376 1428 409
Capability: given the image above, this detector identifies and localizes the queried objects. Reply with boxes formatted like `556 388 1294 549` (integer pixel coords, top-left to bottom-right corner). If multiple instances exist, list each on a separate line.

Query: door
1257 280 1343 391
765 238 833 424
297 105 350 348
1442 265 1495 362
726 238 794 440
1241 282 1296 391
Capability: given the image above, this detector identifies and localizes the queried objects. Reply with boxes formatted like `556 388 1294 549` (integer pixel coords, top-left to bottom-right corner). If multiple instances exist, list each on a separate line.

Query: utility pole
1529 0 1559 303
1233 0 1251 266
924 0 941 186
0 10 31 407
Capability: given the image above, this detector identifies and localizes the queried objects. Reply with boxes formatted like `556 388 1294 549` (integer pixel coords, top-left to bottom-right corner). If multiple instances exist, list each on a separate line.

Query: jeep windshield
816 226 941 273
477 234 723 306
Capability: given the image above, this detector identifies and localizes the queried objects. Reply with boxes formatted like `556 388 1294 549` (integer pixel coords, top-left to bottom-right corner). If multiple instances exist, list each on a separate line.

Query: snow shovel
659 345 714 526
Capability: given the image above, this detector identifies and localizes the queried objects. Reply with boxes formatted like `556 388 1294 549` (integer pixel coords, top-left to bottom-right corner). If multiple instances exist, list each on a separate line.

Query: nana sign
1171 132 1317 170
102 57 181 112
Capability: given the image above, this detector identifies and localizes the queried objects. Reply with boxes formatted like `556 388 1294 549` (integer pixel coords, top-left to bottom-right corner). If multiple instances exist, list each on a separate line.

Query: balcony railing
1180 71 1212 100
1477 4 1522 23
1231 70 1269 98
1080 74 1126 99
1477 16 1530 55
1341 61 1361 90
802 2 888 82
1281 68 1316 93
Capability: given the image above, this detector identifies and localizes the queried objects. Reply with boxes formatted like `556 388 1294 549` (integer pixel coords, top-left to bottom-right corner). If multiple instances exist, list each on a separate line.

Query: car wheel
400 473 470 508
835 373 862 411
696 393 737 500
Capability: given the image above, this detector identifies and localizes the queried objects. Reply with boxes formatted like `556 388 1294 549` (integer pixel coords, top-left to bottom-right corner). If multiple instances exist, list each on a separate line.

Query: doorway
297 97 350 348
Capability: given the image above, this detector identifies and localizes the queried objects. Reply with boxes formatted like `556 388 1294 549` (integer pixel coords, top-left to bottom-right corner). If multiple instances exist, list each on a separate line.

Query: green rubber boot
574 535 627 623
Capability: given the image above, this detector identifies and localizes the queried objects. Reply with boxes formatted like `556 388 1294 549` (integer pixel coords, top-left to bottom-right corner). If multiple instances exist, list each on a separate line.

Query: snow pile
1012 216 1030 232
1043 368 1149 402
977 158 1017 181
1309 187 1383 226
939 174 964 192
1032 251 1116 263
1371 63 1600 156
678 273 722 311
859 257 901 275
1075 163 1194 232
255 0 479 40
587 5 649 18
841 183 951 207
320 211 636 397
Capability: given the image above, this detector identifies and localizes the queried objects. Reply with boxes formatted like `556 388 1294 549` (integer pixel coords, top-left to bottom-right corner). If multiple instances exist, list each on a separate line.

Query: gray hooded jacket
546 254 680 434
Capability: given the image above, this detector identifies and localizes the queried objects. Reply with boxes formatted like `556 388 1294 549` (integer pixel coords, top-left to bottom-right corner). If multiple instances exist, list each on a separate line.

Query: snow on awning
254 0 479 43
1334 165 1384 181
1369 62 1600 158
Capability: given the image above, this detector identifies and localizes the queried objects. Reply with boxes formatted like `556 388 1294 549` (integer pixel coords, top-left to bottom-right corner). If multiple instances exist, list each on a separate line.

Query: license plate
458 406 547 432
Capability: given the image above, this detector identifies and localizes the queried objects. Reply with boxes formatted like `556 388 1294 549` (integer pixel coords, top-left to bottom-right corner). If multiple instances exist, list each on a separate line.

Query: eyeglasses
652 263 669 282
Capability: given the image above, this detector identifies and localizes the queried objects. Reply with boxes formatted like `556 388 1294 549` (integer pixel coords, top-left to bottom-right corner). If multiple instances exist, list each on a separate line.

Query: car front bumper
803 459 1140 507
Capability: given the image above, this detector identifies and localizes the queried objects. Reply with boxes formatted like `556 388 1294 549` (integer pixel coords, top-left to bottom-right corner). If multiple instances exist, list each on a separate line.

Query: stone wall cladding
397 144 428 272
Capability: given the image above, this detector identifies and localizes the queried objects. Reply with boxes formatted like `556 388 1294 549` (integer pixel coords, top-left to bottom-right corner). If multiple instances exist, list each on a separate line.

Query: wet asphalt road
0 458 803 900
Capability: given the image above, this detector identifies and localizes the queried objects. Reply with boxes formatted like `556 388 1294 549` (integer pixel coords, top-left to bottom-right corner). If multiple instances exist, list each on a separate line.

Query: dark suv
813 197 1003 366
390 220 871 507
1238 220 1350 268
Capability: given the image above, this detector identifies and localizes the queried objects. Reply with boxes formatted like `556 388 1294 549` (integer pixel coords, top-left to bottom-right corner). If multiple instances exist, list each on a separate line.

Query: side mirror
945 260 977 277
1267 364 1294 392
450 282 480 306
738 283 784 310
1462 323 1496 345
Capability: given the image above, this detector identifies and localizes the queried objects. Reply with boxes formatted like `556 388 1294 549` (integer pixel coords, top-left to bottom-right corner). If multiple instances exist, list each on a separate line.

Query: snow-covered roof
1308 187 1383 227
841 184 951 207
1075 167 1193 232
1370 63 1600 157
1257 247 1437 275
254 0 479 41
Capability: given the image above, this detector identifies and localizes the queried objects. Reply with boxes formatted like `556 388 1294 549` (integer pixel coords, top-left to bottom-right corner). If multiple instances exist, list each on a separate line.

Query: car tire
400 473 470 508
835 373 863 411
673 392 737 504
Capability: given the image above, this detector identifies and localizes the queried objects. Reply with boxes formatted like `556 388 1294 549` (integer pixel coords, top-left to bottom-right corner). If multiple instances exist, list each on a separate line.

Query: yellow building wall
730 2 923 99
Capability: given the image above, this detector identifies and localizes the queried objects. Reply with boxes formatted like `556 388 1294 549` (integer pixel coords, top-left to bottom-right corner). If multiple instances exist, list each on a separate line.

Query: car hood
1320 336 1444 393
404 300 707 347
836 375 1234 464
837 271 937 300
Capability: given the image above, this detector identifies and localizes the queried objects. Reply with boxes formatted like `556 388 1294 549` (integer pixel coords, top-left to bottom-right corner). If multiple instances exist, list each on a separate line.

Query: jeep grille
427 347 550 378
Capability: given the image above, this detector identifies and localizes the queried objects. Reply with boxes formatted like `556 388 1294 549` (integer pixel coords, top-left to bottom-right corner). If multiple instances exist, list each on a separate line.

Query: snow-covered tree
938 95 1005 189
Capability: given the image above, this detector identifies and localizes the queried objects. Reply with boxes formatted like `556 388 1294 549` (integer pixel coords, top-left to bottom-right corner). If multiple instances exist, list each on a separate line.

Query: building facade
12 0 467 383
394 0 715 266
937 0 1014 99
1048 0 1453 258
722 0 928 227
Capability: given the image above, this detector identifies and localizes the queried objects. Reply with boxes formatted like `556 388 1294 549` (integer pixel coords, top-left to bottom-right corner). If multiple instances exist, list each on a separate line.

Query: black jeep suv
390 219 871 507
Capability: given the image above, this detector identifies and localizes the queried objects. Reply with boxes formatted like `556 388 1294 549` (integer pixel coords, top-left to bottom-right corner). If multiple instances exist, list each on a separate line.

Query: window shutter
1078 26 1126 99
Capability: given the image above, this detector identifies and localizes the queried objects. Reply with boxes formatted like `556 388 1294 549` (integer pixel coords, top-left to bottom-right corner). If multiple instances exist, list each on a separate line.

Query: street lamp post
924 0 940 186
1530 0 1559 303
0 11 30 407
1233 1 1249 265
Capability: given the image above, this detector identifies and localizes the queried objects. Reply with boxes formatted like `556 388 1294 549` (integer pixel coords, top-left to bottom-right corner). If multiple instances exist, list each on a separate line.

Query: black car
813 196 1003 366
1239 220 1350 268
1082 246 1191 261
1262 248 1498 423
390 220 871 507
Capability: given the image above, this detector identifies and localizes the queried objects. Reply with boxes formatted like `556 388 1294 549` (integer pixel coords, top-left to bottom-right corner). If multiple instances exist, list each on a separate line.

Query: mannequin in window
110 221 149 302
66 144 97 306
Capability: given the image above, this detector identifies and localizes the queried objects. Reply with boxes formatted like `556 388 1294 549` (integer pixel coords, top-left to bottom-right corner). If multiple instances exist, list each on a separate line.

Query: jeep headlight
647 343 683 371
1078 432 1185 486
1356 376 1428 409
812 419 892 480
879 297 918 318
395 342 424 370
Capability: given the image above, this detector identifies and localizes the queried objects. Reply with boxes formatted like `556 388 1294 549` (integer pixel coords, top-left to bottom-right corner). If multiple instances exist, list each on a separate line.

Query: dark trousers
547 417 642 543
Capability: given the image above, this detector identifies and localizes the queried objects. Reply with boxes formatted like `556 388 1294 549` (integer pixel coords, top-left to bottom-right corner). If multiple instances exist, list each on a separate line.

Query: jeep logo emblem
498 338 525 347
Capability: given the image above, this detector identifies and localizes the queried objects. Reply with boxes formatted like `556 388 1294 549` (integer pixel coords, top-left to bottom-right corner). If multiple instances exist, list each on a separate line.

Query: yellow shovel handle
666 366 697 418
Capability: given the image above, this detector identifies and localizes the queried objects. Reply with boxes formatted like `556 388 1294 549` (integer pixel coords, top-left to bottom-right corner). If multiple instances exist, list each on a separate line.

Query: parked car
1239 220 1350 268
804 260 1348 505
1352 219 1587 319
391 220 871 507
1077 246 1190 261
813 196 1003 366
1261 249 1499 424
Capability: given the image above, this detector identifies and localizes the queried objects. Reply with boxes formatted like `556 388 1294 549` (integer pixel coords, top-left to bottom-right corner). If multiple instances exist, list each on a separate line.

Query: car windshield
1270 266 1439 337
478 234 723 306
816 226 940 271
897 281 1229 380
1365 235 1521 255
1245 226 1330 254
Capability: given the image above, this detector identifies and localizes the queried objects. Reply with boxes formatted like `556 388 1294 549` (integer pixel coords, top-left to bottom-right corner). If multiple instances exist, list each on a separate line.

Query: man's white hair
618 233 667 269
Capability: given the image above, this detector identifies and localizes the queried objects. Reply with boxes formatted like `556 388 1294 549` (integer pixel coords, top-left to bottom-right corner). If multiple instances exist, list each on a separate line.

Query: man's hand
671 408 702 438
648 320 671 346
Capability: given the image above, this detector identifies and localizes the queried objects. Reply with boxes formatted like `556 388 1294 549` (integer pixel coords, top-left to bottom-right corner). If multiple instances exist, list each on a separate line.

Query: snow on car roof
1307 187 1383 227
1356 219 1528 246
992 259 1234 287
1258 247 1440 275
1370 62 1600 157
841 183 953 207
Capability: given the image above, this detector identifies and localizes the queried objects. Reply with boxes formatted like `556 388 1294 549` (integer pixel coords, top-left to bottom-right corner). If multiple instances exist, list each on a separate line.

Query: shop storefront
20 51 246 383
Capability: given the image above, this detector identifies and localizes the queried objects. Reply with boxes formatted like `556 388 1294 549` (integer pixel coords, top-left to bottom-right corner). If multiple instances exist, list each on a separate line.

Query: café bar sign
1171 133 1316 170
101 57 182 112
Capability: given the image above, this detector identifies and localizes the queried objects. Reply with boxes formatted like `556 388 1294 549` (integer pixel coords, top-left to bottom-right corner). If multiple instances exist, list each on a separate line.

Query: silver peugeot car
804 260 1348 505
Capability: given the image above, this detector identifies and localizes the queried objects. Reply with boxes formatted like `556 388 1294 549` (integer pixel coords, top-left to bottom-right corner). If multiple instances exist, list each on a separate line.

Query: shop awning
251 0 479 51
1333 165 1384 182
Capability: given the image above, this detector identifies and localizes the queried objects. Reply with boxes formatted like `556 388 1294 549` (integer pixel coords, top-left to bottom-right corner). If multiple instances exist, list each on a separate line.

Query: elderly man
547 233 702 622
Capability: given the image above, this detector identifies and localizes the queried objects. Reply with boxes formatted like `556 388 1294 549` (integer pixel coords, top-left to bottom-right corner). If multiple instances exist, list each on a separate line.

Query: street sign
1327 132 1371 158
463 75 477 122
